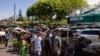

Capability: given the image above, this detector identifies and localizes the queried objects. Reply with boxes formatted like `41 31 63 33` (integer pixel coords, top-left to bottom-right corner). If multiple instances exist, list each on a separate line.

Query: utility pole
14 3 16 25
66 16 70 44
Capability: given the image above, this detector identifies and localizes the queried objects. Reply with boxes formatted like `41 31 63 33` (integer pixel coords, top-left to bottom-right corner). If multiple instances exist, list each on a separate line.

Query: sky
86 0 100 5
0 0 100 20
0 0 37 20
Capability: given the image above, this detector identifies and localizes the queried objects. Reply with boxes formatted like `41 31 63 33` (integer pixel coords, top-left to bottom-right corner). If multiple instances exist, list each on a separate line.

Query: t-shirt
5 32 9 39
31 35 42 51
74 43 88 56
44 37 51 50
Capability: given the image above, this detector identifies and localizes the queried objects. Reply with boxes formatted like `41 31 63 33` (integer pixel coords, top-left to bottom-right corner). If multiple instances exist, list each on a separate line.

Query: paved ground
0 42 19 56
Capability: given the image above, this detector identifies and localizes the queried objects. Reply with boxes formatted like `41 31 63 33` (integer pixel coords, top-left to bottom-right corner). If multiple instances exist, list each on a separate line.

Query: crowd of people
0 25 100 56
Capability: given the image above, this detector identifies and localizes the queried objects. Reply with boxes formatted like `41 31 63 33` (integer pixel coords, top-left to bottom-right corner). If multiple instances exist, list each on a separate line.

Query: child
12 37 18 51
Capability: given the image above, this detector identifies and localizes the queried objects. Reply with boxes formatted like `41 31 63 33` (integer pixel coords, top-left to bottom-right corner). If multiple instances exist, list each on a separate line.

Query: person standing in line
26 33 33 55
19 34 27 56
44 31 51 56
4 30 9 48
39 30 45 56
54 30 62 56
31 30 43 56
30 33 37 56
86 39 96 56
62 41 67 56
15 30 21 53
12 33 18 51
49 29 55 56
74 37 89 56
66 38 74 56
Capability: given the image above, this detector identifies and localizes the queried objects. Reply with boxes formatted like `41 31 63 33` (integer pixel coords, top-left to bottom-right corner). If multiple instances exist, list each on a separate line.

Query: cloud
0 12 11 20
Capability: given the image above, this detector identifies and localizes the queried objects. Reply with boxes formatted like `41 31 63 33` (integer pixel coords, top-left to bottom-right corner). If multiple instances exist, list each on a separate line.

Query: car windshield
71 27 85 30
82 30 100 35
61 31 73 37
87 26 100 29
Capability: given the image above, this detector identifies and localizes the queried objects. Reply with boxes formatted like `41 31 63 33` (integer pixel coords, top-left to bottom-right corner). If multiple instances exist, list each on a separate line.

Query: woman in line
19 34 27 56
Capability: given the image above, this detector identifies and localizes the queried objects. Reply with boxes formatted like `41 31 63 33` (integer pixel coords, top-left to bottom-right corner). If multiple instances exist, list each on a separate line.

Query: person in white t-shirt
31 31 42 56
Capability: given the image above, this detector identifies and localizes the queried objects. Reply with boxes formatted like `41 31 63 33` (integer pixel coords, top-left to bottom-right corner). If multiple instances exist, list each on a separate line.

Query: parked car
71 26 86 34
71 26 86 31
55 27 73 40
87 26 100 29
73 29 100 44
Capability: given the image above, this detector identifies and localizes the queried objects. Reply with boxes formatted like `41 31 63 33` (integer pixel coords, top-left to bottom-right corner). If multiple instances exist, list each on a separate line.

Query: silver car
73 29 100 44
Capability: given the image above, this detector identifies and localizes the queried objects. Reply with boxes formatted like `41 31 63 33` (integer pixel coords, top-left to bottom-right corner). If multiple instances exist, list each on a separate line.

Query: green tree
26 0 88 21
79 0 89 14
17 9 24 21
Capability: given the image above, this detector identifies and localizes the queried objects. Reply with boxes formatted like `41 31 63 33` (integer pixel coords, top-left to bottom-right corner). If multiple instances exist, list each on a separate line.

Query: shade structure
72 5 100 24
81 12 100 22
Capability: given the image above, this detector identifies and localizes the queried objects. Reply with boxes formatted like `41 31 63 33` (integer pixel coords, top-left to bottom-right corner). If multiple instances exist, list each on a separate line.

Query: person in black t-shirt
74 37 89 56
44 31 51 56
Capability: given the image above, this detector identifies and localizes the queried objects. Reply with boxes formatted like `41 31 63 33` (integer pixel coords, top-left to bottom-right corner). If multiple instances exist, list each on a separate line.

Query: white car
73 29 100 44
55 28 73 39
